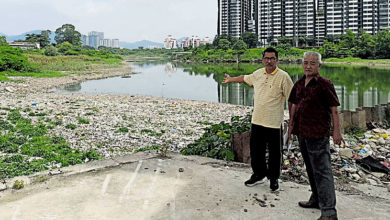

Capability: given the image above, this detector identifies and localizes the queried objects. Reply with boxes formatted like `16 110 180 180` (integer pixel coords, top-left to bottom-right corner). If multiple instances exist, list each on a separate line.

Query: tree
218 39 231 50
298 36 308 48
232 40 247 63
213 34 237 49
25 30 51 48
354 29 374 58
40 30 51 48
277 36 290 45
322 40 338 58
55 24 81 45
57 42 79 55
83 45 95 50
374 29 390 58
338 29 356 50
213 34 228 48
44 45 58 56
241 32 258 48
0 36 7 46
232 39 247 51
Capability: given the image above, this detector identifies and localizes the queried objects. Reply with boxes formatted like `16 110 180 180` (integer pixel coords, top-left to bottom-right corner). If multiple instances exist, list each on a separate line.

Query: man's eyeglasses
263 57 277 61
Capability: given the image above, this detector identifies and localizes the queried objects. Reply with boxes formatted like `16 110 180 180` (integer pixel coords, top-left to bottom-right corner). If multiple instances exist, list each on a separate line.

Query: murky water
54 61 390 111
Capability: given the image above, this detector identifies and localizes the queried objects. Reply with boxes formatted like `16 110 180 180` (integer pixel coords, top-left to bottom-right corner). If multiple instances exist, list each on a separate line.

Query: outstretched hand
222 73 231 84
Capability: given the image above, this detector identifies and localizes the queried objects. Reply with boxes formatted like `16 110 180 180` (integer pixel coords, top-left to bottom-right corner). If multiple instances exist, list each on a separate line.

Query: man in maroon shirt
288 51 343 220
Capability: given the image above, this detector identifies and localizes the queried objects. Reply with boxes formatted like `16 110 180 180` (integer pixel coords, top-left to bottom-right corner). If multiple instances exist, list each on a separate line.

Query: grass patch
26 54 121 73
134 145 160 153
325 57 390 63
115 127 129 133
140 129 165 137
181 114 251 161
345 125 365 137
77 117 90 124
65 123 77 130
0 109 103 179
0 74 10 81
12 180 24 190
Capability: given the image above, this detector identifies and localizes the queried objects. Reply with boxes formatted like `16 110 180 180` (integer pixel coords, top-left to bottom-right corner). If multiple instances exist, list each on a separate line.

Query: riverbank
0 61 251 159
1 60 389 193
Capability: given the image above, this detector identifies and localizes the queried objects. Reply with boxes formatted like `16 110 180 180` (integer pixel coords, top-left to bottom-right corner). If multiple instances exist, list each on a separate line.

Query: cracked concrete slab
0 152 389 220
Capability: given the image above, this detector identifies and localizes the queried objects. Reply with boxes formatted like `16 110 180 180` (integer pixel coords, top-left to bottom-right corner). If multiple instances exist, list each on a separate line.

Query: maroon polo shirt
288 74 340 138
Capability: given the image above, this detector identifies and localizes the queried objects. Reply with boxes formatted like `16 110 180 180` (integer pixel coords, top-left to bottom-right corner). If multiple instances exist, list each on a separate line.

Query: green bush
57 42 73 54
181 114 251 161
44 46 58 56
0 45 35 72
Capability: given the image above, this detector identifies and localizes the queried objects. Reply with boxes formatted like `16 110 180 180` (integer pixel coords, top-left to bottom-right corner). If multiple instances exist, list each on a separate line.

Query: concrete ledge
351 108 366 130
1 151 159 192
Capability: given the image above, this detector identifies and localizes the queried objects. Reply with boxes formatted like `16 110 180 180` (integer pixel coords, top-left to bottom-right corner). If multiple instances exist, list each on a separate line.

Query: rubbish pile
281 128 390 189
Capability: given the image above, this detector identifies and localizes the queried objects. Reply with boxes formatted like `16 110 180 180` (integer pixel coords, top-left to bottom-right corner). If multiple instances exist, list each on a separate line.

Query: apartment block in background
218 0 256 38
88 31 104 49
81 35 89 46
82 31 120 49
219 0 390 46
164 35 178 49
264 0 389 46
112 39 120 48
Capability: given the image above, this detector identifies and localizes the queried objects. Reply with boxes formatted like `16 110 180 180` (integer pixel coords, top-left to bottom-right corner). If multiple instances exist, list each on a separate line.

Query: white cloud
0 0 217 42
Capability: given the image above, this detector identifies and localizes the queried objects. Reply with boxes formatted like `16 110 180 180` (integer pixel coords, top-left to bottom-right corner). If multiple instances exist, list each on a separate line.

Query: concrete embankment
0 152 389 220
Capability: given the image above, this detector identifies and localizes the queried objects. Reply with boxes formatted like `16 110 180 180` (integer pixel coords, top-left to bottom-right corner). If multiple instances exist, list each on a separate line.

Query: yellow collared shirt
244 67 293 128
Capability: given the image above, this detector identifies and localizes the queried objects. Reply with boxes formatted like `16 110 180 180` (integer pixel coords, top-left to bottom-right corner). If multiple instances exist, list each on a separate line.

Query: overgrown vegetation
181 114 251 161
345 125 365 137
0 108 103 180
0 37 37 73
0 24 122 82
321 29 390 59
134 145 160 153
177 29 390 62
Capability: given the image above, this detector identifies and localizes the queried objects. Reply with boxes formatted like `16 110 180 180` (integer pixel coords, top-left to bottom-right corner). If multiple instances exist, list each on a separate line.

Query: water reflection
54 61 390 111
177 62 390 111
164 62 177 74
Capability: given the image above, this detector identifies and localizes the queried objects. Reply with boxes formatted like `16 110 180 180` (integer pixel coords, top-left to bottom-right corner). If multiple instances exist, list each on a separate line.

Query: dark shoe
298 201 320 209
317 214 338 220
244 174 265 186
270 179 279 192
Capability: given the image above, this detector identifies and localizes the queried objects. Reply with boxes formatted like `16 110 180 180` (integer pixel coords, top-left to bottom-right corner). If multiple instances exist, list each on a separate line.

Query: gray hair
303 51 322 65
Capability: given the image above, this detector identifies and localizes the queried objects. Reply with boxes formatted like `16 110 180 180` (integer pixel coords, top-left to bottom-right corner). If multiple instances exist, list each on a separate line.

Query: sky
0 0 217 43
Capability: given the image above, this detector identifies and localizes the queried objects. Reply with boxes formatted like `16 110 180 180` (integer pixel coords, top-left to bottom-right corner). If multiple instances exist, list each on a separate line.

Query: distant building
112 39 120 48
81 35 89 46
8 41 40 50
190 36 201 47
200 37 212 45
179 36 211 48
101 39 112 47
164 35 178 49
219 0 390 47
82 31 120 49
218 0 256 38
88 31 104 49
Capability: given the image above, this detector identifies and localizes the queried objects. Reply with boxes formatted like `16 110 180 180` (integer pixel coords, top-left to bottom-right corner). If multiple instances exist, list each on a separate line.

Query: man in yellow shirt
222 47 293 191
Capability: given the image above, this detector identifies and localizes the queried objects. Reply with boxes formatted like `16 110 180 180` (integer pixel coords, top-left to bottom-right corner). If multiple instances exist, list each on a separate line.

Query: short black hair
262 47 278 59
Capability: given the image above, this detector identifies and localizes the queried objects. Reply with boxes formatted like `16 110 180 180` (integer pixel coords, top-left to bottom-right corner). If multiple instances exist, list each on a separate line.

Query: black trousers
298 137 337 217
249 124 282 180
